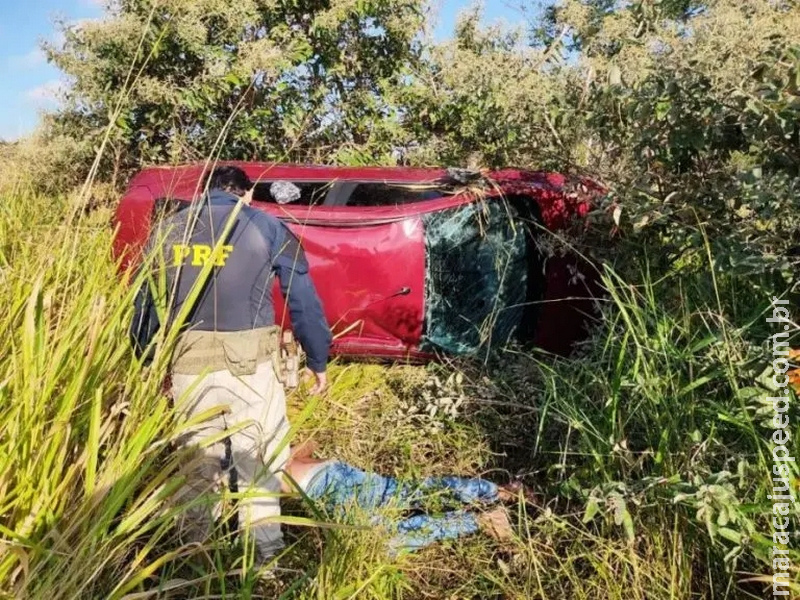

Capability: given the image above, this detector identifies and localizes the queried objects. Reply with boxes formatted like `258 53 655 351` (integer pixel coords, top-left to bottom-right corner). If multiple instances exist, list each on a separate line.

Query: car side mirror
270 181 302 204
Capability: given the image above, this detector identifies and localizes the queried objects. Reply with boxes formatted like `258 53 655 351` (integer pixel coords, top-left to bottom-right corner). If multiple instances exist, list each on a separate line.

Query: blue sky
0 0 527 141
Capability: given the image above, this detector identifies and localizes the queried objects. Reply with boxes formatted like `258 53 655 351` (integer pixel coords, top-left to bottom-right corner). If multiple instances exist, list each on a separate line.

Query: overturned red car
112 162 605 363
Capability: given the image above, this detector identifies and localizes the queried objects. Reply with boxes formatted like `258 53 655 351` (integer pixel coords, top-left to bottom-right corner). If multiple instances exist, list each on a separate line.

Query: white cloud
24 79 67 107
8 48 46 70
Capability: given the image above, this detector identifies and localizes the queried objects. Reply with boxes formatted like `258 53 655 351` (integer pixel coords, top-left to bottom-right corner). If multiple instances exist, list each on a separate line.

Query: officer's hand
304 368 327 395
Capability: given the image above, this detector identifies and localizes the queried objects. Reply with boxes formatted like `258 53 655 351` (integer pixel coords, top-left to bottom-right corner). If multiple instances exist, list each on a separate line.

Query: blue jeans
303 461 499 553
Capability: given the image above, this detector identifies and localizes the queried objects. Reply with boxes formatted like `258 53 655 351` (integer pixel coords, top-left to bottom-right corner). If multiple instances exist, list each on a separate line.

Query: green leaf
224 72 243 86
736 386 762 400
583 497 601 523
655 99 671 121
678 371 721 397
622 508 634 541
717 527 742 545
688 335 718 353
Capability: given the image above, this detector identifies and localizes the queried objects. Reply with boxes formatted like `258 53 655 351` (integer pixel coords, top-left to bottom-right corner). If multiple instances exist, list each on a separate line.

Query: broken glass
420 200 528 356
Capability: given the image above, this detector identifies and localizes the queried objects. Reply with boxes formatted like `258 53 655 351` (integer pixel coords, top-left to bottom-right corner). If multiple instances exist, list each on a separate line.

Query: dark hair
203 165 253 195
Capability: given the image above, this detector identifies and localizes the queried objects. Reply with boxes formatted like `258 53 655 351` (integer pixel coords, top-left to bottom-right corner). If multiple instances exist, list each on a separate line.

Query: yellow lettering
172 244 190 265
173 244 233 267
192 244 212 266
214 245 234 266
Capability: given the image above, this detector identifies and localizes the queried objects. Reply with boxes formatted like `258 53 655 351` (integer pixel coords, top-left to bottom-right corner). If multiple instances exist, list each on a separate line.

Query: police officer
130 165 332 562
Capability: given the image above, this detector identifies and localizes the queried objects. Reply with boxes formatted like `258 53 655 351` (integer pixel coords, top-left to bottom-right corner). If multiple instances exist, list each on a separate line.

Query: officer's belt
170 326 281 376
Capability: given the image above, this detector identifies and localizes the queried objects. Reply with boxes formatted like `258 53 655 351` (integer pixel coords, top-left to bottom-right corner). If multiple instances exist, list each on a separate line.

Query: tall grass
2 154 799 598
0 174 319 598
1 182 170 597
466 250 800 597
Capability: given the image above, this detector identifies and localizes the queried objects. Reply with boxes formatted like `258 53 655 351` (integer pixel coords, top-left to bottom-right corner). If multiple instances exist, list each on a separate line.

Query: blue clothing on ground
130 189 332 372
391 511 480 553
303 461 498 553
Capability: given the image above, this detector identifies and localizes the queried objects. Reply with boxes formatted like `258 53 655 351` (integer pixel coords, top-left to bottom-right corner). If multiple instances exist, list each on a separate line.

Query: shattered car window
420 201 529 355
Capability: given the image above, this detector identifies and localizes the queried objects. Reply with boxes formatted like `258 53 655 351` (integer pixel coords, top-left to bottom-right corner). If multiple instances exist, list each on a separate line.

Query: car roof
124 161 605 218
132 161 451 186
125 161 477 203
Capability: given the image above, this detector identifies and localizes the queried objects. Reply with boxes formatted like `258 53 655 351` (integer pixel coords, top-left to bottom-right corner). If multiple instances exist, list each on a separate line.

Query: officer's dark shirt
130 189 332 372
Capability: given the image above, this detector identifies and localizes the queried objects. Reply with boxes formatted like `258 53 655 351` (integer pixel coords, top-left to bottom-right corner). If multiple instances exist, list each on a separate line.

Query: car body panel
272 216 427 361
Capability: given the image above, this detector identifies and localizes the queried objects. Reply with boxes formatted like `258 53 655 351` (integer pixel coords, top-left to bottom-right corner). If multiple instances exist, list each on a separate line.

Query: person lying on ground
280 442 537 555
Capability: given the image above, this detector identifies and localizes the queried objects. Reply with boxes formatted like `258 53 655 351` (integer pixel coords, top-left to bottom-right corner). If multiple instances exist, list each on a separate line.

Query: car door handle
364 287 412 309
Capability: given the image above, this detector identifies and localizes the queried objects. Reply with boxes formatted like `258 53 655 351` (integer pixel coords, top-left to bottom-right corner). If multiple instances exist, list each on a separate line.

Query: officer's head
204 166 254 198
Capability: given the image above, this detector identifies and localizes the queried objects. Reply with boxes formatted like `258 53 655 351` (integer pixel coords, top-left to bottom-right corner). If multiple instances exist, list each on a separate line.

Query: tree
43 0 427 187
390 5 582 171
542 0 800 277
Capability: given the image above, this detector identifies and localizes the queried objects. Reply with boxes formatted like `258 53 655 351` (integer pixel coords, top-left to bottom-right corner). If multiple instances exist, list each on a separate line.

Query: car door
250 180 430 361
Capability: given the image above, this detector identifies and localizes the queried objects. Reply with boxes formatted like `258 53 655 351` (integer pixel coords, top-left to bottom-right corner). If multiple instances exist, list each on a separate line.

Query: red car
112 161 604 363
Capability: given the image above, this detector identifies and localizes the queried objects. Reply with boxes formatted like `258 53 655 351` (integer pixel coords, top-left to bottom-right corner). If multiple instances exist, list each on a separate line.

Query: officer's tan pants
171 360 290 559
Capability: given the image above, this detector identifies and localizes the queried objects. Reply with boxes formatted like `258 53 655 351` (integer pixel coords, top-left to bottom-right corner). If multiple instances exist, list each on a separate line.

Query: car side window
251 181 332 206
344 183 443 207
